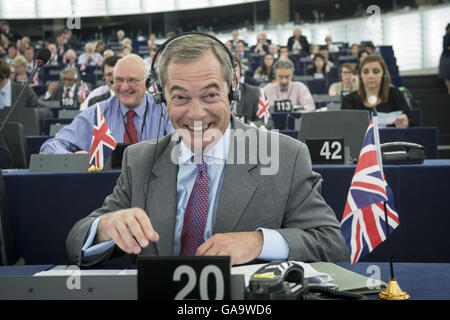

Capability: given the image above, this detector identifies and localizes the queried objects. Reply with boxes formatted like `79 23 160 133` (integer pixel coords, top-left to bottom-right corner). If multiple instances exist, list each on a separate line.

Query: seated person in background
80 55 121 110
78 42 103 67
65 33 349 267
63 49 77 68
287 26 310 54
309 44 320 58
117 44 132 57
103 49 114 59
342 55 411 128
253 53 274 83
267 43 279 60
306 53 338 79
4 43 18 65
144 45 159 71
357 49 370 70
250 33 268 54
318 45 337 68
324 35 339 53
13 55 43 86
349 43 360 57
95 40 105 55
263 58 315 112
44 67 84 108
40 54 173 154
233 40 250 71
0 59 51 119
24 45 34 73
47 43 59 66
328 63 359 97
232 54 274 130
0 135 13 169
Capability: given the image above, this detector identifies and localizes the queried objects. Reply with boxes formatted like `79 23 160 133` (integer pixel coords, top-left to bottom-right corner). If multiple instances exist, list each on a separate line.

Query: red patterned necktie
65 87 70 98
180 156 209 256
123 109 138 143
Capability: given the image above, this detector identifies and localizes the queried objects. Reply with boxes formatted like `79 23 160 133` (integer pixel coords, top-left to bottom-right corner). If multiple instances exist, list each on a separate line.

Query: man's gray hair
273 58 294 71
61 67 78 79
157 34 233 89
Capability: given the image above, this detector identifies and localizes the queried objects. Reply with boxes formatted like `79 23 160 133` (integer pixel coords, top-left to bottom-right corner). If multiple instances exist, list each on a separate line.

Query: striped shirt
40 93 174 154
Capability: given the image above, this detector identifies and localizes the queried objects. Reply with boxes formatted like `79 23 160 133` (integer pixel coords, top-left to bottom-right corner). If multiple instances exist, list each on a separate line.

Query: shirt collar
119 93 147 119
178 121 232 165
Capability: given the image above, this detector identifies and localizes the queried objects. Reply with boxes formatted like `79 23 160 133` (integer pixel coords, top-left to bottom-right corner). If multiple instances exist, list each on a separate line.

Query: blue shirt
0 79 12 109
40 93 174 154
82 121 289 262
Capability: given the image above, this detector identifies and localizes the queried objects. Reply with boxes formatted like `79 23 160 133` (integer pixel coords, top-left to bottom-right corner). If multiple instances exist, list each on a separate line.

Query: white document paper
34 265 137 277
377 111 402 128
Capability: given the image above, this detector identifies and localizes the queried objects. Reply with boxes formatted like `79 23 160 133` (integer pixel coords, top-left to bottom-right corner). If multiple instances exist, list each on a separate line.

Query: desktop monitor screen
297 110 370 163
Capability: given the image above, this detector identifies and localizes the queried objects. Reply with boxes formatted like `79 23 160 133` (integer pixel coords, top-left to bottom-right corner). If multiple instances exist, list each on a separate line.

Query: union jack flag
256 88 270 125
341 118 400 264
88 103 117 169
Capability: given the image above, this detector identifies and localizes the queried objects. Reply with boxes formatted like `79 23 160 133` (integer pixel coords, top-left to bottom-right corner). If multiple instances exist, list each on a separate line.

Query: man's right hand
95 207 159 254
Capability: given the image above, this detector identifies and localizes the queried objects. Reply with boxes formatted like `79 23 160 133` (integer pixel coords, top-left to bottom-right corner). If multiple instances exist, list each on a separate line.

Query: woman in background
328 63 359 97
438 23 450 94
342 55 411 128
253 53 274 82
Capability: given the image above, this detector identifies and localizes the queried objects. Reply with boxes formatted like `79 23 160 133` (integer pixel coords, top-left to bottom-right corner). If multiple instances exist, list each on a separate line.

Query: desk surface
1 262 449 300
3 160 450 265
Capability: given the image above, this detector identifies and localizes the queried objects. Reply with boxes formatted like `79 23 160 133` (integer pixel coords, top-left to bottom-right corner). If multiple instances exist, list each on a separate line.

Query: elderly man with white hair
40 54 173 154
78 42 104 66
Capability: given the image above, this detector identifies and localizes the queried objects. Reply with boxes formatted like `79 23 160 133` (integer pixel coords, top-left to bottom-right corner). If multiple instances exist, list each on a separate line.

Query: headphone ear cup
229 87 241 102
152 83 165 105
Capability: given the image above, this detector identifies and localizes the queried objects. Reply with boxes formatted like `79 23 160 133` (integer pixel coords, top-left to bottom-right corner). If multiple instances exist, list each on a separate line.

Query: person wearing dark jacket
0 135 13 169
232 54 274 130
287 26 310 54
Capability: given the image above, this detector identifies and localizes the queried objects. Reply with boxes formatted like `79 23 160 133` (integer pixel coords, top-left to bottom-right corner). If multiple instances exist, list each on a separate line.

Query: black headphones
149 32 241 105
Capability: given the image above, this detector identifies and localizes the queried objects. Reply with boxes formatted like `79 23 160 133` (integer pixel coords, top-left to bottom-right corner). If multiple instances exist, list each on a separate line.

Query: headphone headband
149 32 240 105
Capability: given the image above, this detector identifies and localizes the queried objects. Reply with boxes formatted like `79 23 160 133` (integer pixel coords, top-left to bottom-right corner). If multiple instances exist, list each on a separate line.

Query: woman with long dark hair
342 55 411 127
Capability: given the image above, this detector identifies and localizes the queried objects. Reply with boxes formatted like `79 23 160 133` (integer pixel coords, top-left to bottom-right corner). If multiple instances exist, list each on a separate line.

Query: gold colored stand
378 278 410 300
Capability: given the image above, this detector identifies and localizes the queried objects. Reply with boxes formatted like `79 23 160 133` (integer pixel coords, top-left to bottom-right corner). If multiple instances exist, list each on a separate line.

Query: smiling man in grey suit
66 33 349 267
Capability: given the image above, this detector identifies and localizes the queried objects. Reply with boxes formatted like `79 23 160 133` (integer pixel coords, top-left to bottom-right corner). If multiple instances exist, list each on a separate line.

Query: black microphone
35 48 52 68
0 48 51 134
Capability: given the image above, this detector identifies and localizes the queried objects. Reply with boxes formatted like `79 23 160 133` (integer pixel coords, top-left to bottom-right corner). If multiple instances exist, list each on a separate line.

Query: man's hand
395 114 409 128
95 207 159 254
196 231 263 265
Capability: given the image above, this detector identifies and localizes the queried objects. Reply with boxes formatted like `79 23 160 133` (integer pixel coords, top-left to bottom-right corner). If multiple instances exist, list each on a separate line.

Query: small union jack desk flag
88 103 117 170
256 88 271 125
340 118 400 264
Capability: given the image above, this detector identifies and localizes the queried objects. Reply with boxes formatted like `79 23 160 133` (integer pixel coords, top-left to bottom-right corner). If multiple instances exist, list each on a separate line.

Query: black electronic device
246 261 367 300
381 141 425 164
103 143 131 170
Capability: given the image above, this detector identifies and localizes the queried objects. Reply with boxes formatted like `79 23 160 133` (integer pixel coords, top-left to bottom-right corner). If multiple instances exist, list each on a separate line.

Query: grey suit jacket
66 116 349 266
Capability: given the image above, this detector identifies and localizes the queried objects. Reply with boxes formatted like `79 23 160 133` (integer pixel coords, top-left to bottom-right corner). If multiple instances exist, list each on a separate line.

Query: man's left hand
196 231 263 265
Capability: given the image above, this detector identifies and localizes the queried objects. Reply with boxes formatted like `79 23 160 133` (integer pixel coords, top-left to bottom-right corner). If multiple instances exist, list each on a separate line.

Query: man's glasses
113 76 146 86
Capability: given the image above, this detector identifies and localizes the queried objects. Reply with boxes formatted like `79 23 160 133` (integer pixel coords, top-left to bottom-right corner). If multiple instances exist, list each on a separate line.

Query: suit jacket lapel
145 135 179 256
213 117 258 233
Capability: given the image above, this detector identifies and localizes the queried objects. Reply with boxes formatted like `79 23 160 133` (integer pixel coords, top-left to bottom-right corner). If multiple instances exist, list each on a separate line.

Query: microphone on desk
0 48 51 134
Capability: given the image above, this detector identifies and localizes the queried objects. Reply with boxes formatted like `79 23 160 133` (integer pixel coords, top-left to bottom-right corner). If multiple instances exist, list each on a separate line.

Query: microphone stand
0 62 43 134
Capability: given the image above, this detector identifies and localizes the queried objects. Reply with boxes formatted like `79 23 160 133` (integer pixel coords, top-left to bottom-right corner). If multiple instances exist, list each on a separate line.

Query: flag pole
372 108 410 300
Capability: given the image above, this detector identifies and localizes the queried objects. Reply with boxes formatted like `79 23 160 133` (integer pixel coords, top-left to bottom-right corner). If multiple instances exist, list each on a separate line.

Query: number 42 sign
305 138 345 165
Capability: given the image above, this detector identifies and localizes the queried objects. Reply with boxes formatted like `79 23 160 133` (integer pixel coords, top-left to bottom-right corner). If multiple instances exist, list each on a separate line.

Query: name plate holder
273 100 293 112
29 153 90 173
305 138 350 165
138 256 243 300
